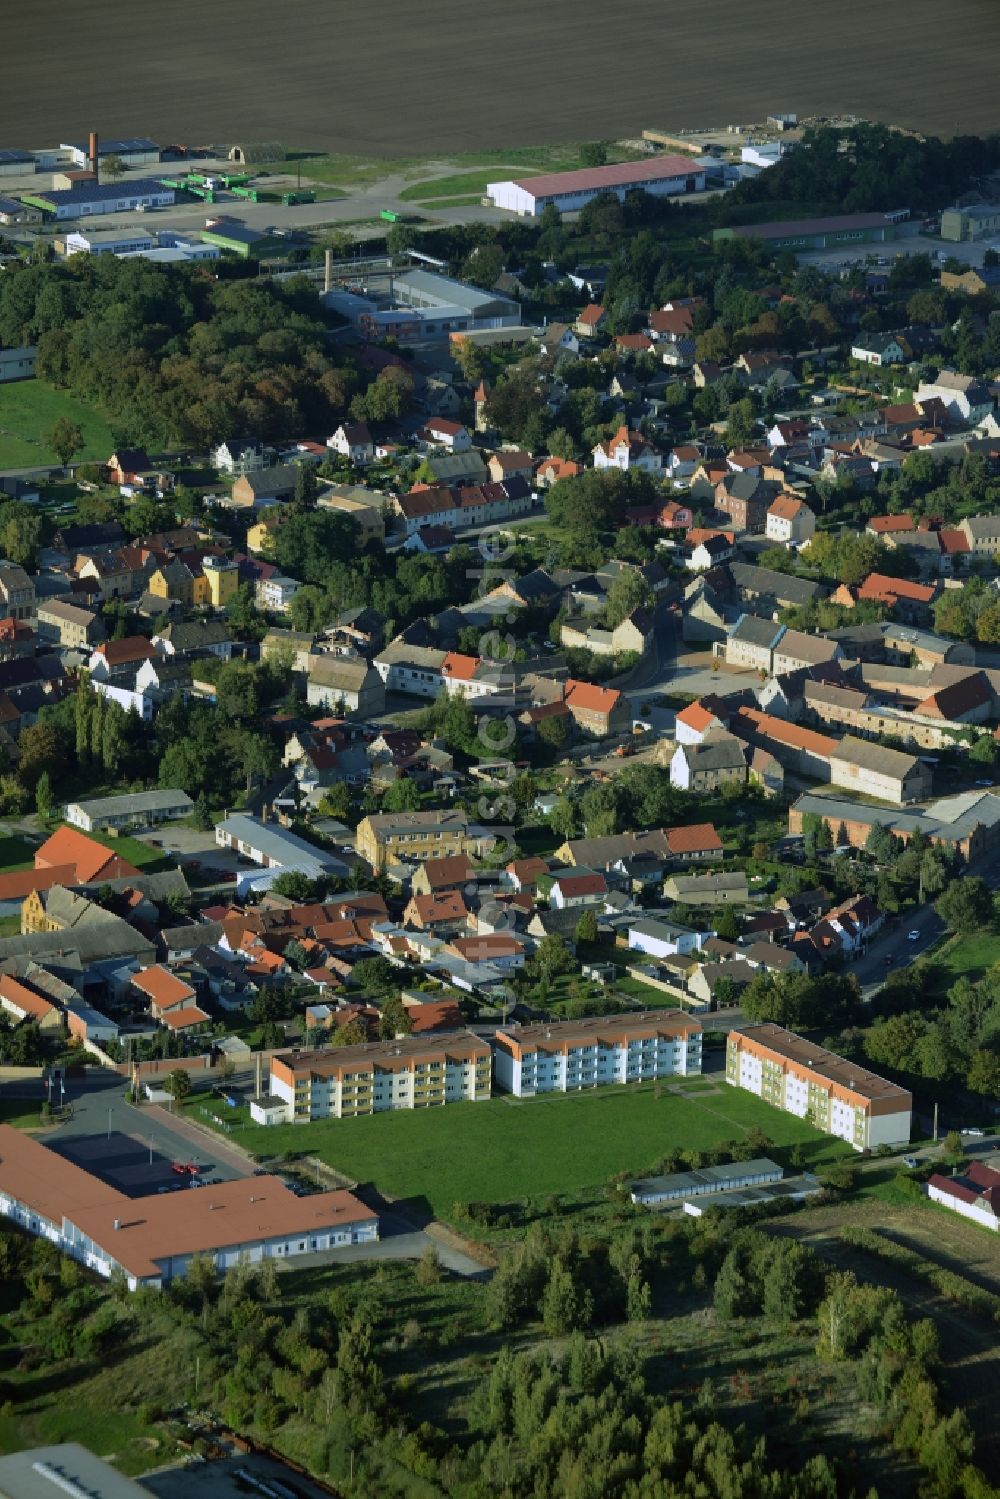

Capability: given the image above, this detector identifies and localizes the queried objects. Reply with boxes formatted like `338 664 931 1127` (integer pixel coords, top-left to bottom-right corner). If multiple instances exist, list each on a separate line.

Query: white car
907 930 921 941
902 1155 919 1169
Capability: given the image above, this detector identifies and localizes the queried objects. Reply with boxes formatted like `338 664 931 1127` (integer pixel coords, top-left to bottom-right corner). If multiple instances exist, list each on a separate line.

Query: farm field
0 382 115 470
190 1081 849 1221
5 0 999 154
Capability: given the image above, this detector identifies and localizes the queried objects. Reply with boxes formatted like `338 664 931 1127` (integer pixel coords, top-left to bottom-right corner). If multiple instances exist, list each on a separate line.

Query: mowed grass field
196 1082 849 1220
0 382 115 469
5 0 998 154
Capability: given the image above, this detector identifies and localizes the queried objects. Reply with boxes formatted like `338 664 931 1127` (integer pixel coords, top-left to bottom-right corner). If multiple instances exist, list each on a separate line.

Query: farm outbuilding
228 142 285 165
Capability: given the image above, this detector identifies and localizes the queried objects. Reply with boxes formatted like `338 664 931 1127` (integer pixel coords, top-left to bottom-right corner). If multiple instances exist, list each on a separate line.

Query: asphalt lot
42 1072 250 1194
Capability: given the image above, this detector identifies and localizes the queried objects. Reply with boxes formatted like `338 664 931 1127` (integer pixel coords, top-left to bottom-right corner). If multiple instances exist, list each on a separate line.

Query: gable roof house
592 425 662 475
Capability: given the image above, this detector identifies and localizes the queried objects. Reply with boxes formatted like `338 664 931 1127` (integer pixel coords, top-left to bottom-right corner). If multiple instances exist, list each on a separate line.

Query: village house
592 425 662 474
765 493 815 546
327 421 375 465
669 732 748 794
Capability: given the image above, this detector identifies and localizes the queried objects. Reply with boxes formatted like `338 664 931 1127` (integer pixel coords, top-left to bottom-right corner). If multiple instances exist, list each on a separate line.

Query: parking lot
43 1072 251 1196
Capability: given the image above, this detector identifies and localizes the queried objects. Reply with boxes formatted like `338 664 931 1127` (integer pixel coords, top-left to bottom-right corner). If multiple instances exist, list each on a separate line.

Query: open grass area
0 1099 44 1129
0 835 37 872
0 381 116 469
922 931 1000 991
298 141 645 193
191 1083 850 1223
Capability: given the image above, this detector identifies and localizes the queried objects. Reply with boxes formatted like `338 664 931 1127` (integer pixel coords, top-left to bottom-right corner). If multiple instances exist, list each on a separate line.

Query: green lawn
922 931 1000 991
0 381 116 468
192 1083 849 1221
0 1098 44 1129
0 835 37 872
399 171 499 203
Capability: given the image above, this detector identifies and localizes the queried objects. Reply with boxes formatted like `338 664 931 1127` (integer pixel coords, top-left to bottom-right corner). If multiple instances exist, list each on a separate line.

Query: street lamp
107 1106 112 1140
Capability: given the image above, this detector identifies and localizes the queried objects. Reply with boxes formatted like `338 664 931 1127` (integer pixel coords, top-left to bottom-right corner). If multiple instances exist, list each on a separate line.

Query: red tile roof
441 652 479 682
565 679 622 716
867 514 915 534
664 823 724 856
512 156 697 198
857 572 936 605
35 827 140 884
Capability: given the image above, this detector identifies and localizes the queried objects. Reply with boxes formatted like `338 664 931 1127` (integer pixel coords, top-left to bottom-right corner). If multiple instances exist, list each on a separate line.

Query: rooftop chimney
89 130 99 183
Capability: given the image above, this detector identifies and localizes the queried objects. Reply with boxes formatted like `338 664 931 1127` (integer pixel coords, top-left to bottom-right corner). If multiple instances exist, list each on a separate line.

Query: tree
47 417 84 469
192 791 214 831
542 1258 592 1336
714 907 741 943
574 909 599 945
34 770 53 820
548 797 576 841
215 661 261 723
580 141 609 168
538 712 568 750
164 1069 192 1103
16 721 64 791
604 570 654 628
292 461 317 510
379 995 412 1039
381 777 421 813
102 154 126 181
936 877 994 936
535 933 575 980
0 499 43 567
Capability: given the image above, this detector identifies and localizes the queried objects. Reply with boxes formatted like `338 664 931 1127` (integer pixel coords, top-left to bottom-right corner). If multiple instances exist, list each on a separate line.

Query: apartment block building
269 1034 492 1121
356 809 476 873
493 1011 703 1097
726 1024 911 1151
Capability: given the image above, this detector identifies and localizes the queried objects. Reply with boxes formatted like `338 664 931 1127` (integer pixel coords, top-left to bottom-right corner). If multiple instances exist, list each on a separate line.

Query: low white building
0 1123 377 1290
487 156 706 217
65 789 193 833
493 1012 702 1096
0 345 37 383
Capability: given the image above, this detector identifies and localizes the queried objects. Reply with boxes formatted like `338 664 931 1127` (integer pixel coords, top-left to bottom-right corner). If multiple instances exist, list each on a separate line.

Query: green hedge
839 1223 1000 1324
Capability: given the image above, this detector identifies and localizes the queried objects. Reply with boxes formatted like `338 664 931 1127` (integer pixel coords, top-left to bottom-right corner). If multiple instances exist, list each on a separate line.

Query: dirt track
6 0 1000 154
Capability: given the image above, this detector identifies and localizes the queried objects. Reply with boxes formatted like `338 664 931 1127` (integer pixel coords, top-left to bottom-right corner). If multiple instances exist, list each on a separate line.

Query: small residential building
564 679 629 737
212 439 269 475
35 598 105 649
765 493 815 546
493 1011 702 1095
269 1035 492 1120
0 563 34 622
851 333 907 366
726 1023 912 1150
231 465 299 508
663 871 749 905
327 422 374 465
725 615 784 673
926 1161 1000 1231
669 733 747 794
593 424 662 474
306 656 385 716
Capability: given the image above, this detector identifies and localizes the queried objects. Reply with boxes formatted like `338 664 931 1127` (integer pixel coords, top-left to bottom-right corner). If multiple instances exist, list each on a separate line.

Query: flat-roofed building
726 1023 911 1150
630 1156 783 1206
65 788 194 832
269 1034 492 1120
494 1011 702 1096
0 1124 377 1290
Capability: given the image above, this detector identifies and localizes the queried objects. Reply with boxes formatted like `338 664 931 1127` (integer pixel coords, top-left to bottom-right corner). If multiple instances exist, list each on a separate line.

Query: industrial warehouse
486 156 707 217
0 1126 378 1288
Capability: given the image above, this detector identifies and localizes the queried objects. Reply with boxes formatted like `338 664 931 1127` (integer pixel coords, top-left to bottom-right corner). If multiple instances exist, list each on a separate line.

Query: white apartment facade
493 1012 702 1097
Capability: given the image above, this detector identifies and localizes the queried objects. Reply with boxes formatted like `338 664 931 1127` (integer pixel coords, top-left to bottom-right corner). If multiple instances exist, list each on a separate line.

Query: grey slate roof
729 562 823 608
730 614 784 649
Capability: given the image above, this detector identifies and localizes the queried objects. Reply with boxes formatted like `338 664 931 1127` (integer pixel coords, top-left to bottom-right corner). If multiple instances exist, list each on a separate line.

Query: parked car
902 1155 919 1169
